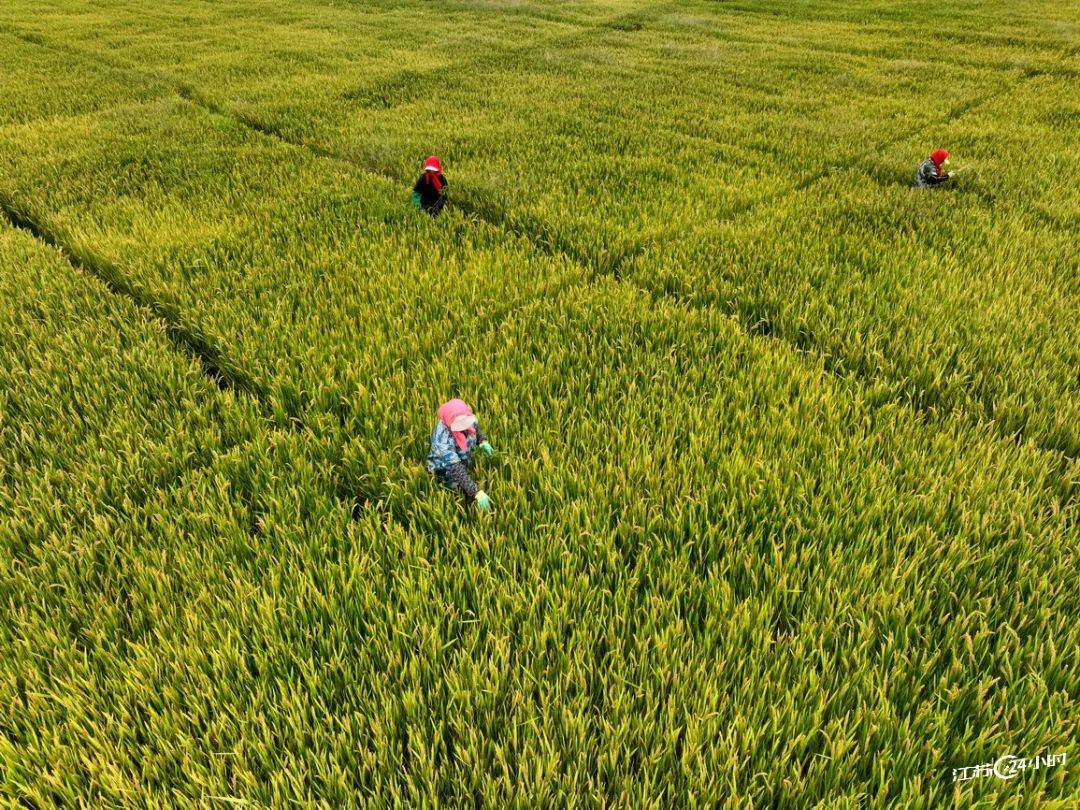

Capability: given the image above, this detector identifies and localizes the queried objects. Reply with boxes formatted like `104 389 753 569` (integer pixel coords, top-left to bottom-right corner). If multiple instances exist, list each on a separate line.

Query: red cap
424 155 443 173
930 149 949 167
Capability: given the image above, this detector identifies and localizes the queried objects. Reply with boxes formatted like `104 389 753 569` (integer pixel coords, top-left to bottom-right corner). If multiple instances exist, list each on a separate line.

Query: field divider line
0 200 303 534
0 22 174 90
619 274 1079 471
602 273 1079 504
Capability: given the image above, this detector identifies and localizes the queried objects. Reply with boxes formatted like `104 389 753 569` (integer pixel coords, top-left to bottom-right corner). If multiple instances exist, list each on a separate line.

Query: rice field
0 0 1076 804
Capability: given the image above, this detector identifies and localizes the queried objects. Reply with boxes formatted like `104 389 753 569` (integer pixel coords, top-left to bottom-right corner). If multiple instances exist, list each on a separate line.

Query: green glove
475 490 492 511
479 441 494 456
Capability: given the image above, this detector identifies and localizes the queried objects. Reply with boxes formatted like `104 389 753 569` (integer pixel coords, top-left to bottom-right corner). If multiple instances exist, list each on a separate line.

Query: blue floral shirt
427 421 486 472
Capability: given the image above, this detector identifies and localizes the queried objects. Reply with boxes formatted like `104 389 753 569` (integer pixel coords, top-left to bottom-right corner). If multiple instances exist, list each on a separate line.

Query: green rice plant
4 260 1074 803
623 72 1079 457
0 0 1077 805
1 429 362 804
292 281 1078 806
0 97 588 431
0 222 372 804
0 32 165 127
0 226 263 536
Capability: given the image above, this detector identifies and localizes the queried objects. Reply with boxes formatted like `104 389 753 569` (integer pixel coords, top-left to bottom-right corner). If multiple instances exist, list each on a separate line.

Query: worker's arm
443 461 480 499
412 190 423 209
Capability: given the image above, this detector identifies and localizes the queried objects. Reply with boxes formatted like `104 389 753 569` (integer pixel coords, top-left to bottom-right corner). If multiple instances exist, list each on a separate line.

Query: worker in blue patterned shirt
427 398 494 510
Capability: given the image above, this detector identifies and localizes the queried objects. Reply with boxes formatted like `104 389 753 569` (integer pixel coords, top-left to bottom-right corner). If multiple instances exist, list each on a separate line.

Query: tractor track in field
6 19 1077 474
0 199 268 533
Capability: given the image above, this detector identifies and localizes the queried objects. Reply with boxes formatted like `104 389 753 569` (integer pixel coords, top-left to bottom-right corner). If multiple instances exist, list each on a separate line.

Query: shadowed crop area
0 0 1076 805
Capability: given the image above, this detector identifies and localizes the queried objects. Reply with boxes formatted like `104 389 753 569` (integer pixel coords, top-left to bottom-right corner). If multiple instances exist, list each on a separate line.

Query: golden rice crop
0 32 166 127
0 0 1076 805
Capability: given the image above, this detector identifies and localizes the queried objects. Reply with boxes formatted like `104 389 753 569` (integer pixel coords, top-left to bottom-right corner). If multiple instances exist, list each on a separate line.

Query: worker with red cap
412 155 448 215
427 399 495 510
914 149 955 188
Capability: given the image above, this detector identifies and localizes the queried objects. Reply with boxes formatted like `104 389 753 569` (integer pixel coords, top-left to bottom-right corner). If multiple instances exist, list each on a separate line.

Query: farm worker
412 155 448 216
914 149 955 188
427 398 495 510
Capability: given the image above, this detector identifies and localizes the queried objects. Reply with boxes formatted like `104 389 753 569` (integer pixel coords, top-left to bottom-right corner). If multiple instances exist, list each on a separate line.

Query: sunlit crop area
0 0 1076 804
